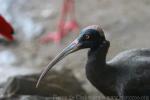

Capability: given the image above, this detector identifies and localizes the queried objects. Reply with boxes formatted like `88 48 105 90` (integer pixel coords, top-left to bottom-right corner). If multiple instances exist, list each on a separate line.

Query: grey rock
0 69 87 100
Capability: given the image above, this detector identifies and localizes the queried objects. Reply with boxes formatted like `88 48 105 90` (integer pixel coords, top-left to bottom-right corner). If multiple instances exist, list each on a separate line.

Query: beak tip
36 82 40 88
36 79 41 88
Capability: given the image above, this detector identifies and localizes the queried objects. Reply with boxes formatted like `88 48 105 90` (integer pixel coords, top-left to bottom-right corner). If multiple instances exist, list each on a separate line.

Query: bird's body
37 25 150 100
87 46 150 98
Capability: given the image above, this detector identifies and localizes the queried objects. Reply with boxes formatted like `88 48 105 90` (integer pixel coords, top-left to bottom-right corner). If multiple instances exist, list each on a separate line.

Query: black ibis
37 25 150 99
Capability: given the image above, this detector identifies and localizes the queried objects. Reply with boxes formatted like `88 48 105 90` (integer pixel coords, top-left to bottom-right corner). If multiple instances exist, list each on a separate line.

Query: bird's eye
85 35 90 40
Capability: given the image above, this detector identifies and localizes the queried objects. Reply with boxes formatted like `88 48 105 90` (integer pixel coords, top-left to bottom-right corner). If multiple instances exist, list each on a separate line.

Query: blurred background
0 0 150 99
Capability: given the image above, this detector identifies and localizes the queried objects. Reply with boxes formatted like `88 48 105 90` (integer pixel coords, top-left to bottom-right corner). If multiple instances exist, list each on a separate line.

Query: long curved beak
36 39 81 87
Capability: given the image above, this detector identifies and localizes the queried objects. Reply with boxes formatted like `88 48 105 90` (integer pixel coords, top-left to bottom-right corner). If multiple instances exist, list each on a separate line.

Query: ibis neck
86 43 119 96
88 43 109 68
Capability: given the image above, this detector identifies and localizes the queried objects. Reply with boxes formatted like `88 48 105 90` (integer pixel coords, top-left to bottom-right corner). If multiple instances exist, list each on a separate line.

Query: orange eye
85 35 90 40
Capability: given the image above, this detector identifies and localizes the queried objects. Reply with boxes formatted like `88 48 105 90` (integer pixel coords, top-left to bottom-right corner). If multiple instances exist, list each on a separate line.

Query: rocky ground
0 0 150 99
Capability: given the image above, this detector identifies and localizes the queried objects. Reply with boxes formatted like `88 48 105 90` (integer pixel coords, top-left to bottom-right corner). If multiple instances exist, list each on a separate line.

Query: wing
107 48 150 97
124 67 150 96
108 48 150 69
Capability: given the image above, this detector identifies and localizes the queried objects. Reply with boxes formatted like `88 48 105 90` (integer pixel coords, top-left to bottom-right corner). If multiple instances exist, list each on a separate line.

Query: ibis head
36 25 107 87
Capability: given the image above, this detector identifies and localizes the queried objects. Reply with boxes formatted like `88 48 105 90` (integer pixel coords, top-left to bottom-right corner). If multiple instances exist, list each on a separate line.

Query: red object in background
0 15 14 41
40 0 79 44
